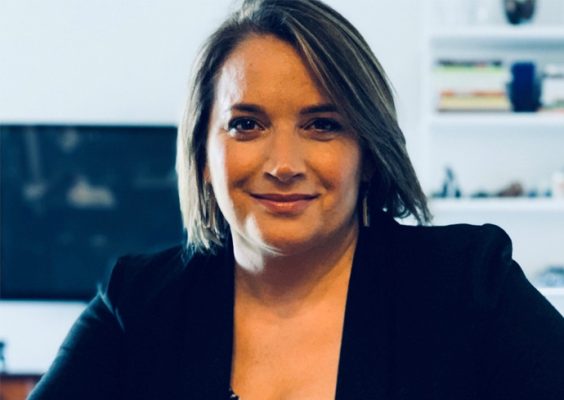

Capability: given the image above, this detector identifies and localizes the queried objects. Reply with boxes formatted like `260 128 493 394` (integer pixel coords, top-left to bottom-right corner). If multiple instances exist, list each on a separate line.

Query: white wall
0 0 422 133
0 302 85 373
0 0 231 125
0 0 423 373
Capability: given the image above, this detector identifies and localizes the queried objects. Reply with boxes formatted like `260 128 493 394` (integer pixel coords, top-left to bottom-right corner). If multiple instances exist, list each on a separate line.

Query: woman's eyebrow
299 104 338 115
229 103 265 114
227 102 338 115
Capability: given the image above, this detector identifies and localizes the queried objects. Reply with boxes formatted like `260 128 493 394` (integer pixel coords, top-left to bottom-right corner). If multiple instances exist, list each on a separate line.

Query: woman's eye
307 118 343 133
228 118 261 133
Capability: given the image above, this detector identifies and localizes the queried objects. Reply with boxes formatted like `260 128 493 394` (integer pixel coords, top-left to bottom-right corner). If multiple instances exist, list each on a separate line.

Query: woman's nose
264 130 305 183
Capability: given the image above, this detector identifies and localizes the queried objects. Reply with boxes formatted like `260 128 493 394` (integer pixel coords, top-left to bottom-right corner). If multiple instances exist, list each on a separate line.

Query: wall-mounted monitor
0 124 184 300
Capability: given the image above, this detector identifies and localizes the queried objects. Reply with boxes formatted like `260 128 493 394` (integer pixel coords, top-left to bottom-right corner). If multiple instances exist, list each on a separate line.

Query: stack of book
541 64 564 113
434 60 511 112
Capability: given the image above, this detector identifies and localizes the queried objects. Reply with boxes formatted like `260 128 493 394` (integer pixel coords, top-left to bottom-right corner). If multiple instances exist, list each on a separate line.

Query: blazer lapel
175 214 399 399
335 213 397 399
178 243 236 399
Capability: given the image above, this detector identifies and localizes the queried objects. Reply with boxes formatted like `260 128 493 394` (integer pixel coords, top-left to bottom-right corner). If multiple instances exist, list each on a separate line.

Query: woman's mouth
250 193 319 214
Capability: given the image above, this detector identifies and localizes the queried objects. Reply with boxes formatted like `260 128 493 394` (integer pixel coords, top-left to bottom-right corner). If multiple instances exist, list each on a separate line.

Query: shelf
423 10 564 305
430 26 564 44
538 287 564 296
429 113 564 130
430 198 564 213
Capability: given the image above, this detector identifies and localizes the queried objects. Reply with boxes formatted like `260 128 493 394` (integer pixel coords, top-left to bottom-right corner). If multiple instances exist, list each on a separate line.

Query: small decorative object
470 181 525 198
504 0 536 25
433 167 462 199
496 181 525 197
509 62 541 112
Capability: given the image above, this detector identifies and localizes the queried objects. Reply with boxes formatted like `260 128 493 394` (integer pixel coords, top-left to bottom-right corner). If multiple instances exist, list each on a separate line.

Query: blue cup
509 62 541 112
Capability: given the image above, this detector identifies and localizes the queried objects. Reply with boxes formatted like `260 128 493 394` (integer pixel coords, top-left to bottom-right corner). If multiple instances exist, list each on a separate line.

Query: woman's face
205 35 363 255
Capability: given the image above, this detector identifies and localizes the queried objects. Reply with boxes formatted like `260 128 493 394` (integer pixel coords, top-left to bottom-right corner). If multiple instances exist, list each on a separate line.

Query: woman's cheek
206 134 227 186
223 140 265 185
309 142 361 187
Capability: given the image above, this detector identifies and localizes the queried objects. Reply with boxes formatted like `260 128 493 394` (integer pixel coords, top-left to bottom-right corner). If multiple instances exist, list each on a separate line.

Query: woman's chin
255 227 334 258
232 223 316 257
231 212 358 258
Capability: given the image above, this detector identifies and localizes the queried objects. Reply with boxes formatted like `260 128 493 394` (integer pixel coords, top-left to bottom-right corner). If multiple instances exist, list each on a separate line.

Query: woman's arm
479 229 564 399
27 265 127 399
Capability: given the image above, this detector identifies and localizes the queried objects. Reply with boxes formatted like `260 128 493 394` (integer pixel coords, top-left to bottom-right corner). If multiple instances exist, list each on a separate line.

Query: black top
28 213 564 399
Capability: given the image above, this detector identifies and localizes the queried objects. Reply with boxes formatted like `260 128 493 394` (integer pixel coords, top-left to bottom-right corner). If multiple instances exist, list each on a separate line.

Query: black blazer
29 213 564 399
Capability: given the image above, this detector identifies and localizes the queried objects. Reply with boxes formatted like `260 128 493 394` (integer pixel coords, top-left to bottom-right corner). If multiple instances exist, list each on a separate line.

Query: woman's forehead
214 35 330 110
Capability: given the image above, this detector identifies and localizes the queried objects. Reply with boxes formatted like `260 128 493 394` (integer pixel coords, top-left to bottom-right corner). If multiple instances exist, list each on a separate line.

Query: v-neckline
334 218 395 399
220 214 395 399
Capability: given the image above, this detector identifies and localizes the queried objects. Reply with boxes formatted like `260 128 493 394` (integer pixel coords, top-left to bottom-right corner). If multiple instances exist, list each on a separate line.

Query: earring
203 184 216 229
362 187 370 228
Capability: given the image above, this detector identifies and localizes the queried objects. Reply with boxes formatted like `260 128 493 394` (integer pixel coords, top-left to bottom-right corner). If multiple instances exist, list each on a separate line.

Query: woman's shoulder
372 216 517 313
108 245 193 286
387 218 514 272
100 244 222 321
395 219 511 252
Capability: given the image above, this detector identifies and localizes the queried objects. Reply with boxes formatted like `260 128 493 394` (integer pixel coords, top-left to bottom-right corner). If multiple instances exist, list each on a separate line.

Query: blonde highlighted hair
176 0 430 252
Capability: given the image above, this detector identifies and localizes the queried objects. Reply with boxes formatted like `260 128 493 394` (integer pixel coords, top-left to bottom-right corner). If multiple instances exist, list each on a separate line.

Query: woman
30 0 564 399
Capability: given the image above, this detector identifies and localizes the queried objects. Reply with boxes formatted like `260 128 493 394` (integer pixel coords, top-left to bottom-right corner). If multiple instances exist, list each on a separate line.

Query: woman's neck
232 220 359 313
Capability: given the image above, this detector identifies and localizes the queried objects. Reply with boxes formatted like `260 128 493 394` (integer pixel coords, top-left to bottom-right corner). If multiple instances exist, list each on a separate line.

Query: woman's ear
361 156 375 183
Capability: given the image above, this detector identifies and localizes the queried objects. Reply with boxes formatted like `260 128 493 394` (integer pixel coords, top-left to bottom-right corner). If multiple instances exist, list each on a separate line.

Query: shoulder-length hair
176 0 431 252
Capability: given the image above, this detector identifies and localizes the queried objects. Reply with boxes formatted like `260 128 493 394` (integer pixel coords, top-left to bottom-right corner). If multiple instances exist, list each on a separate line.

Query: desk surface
0 373 41 400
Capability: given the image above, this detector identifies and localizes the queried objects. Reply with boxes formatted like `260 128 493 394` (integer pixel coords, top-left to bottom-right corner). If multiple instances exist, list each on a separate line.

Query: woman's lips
250 193 319 214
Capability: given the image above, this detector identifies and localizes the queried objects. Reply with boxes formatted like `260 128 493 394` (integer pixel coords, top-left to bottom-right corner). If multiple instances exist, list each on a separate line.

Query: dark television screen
0 125 184 300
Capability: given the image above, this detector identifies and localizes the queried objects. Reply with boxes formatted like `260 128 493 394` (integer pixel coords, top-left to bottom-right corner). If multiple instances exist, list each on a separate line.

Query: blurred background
0 0 563 397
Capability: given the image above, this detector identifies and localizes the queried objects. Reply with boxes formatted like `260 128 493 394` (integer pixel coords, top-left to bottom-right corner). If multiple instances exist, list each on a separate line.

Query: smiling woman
206 36 362 260
205 37 365 398
176 0 431 256
29 0 564 399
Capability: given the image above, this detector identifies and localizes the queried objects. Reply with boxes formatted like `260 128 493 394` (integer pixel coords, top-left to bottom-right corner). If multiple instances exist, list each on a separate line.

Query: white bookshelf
429 113 564 130
430 198 564 213
430 26 564 44
421 1 564 288
540 287 564 296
